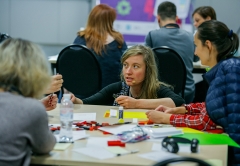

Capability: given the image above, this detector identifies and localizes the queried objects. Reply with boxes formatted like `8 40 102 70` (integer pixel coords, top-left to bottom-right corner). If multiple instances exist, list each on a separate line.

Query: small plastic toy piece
102 122 110 126
118 118 125 123
107 140 126 147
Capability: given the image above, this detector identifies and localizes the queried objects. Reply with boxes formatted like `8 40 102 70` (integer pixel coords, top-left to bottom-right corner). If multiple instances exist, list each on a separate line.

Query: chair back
56 44 102 99
153 157 212 166
152 46 186 98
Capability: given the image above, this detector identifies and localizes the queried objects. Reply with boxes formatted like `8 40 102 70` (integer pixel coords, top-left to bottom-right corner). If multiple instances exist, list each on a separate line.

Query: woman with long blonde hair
70 45 185 109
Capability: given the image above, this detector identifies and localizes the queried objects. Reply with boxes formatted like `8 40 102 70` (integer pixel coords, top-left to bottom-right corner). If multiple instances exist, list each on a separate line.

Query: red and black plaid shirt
170 102 217 131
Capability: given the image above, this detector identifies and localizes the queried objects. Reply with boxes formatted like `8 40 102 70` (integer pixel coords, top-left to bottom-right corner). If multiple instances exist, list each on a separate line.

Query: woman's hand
41 94 58 111
146 110 171 124
155 105 186 114
69 93 83 104
155 105 175 114
45 74 63 94
115 95 137 108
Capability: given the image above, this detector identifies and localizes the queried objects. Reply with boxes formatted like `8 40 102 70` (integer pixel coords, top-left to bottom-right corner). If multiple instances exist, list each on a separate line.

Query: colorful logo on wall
116 0 132 16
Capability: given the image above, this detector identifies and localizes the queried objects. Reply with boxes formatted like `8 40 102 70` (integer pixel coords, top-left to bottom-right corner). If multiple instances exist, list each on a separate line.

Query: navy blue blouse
73 36 127 89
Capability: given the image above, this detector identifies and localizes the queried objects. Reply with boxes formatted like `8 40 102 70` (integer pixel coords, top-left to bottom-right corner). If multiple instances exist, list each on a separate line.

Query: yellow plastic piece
118 118 125 123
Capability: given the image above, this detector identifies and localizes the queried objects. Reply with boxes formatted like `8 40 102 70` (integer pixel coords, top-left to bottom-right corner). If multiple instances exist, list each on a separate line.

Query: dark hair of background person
0 33 11 43
197 20 239 62
157 1 176 20
77 4 125 55
192 6 217 20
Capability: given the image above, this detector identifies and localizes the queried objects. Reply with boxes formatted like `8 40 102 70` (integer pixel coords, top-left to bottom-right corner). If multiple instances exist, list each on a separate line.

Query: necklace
129 90 141 99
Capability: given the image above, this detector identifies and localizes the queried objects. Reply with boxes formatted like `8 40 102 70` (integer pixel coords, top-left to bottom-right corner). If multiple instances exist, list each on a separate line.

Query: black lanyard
163 23 180 28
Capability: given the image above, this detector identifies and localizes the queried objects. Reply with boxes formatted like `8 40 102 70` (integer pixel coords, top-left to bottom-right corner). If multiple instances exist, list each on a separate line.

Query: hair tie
228 30 233 40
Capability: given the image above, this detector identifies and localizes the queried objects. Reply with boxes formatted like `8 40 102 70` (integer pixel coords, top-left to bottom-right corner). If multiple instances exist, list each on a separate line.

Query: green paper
205 159 223 166
173 133 239 148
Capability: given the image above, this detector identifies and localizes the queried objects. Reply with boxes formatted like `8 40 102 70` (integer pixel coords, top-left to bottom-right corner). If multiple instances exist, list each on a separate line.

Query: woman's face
194 33 211 66
122 54 146 87
193 13 208 28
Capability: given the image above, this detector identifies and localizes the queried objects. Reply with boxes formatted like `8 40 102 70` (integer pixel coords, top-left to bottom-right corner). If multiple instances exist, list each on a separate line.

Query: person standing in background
145 1 195 104
73 4 127 89
0 38 56 165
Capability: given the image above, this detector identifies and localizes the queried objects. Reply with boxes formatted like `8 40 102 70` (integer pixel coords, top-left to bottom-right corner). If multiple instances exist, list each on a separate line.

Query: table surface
31 104 227 166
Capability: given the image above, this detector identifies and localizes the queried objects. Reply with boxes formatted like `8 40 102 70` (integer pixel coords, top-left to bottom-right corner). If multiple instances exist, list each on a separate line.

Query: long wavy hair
120 45 163 99
78 4 124 55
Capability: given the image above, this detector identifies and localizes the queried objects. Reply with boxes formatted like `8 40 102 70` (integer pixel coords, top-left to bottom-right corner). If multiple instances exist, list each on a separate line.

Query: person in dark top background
73 4 127 89
70 45 185 108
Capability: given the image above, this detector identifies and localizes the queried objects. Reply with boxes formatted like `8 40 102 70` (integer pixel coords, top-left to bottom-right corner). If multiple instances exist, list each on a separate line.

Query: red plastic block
107 140 125 147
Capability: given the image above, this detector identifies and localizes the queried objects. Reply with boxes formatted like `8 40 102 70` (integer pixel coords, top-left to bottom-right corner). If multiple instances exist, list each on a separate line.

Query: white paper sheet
55 130 88 142
109 109 117 117
147 138 163 143
86 136 116 148
73 113 96 121
98 124 137 135
73 147 116 160
149 127 183 138
138 151 180 162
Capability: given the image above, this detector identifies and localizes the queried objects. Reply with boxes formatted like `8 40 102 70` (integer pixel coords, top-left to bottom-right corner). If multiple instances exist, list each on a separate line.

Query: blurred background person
192 6 217 29
73 4 127 89
145 1 195 104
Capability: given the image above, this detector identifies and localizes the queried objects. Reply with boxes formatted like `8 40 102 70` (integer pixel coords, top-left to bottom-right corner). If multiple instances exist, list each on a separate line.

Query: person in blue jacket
195 20 240 166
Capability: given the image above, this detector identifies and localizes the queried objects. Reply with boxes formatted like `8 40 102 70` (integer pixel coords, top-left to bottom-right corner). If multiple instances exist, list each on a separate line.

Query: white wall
0 0 96 55
0 0 239 56
193 0 240 33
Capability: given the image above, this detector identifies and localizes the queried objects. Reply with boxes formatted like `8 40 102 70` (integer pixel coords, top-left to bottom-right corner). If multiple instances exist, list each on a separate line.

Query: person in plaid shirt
146 102 219 131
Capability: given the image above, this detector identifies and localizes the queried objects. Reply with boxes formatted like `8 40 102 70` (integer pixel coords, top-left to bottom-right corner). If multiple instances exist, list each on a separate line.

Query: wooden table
31 104 227 166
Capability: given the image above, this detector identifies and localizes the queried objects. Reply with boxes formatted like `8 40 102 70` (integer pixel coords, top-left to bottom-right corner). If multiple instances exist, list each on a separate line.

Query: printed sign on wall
100 0 193 44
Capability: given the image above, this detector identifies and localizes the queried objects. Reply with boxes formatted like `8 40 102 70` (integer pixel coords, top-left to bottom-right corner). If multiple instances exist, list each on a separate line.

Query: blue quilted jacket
204 57 240 166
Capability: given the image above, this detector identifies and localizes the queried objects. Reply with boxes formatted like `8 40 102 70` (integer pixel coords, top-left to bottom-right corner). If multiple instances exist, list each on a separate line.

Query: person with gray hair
0 33 61 110
145 1 195 104
0 38 56 166
70 45 185 108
